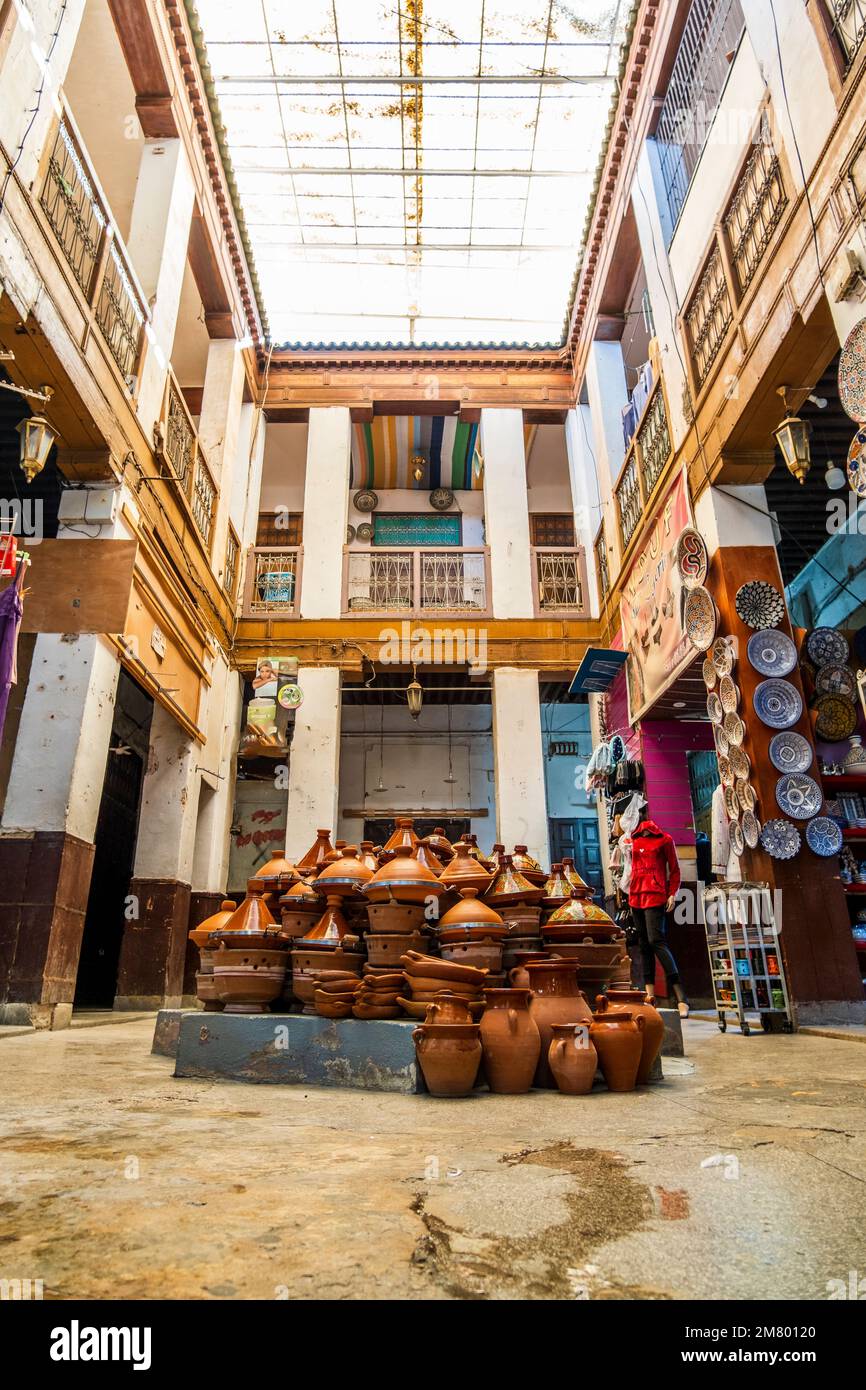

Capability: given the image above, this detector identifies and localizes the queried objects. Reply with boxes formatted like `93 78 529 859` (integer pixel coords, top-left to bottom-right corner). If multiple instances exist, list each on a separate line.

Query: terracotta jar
412 1023 482 1097
414 839 445 876
507 950 550 988
422 828 454 863
597 989 664 1085
439 841 493 895
295 829 334 877
479 989 541 1094
541 863 572 910
525 960 592 1088
511 845 545 885
423 993 476 1024
383 817 420 854
189 899 237 951
484 855 543 907
548 1023 597 1095
561 856 592 898
365 850 445 906
314 845 373 899
590 1009 644 1092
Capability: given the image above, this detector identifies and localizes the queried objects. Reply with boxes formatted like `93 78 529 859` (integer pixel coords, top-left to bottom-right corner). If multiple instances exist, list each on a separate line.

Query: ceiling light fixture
14 385 55 483
774 386 812 485
406 664 423 721
824 458 846 491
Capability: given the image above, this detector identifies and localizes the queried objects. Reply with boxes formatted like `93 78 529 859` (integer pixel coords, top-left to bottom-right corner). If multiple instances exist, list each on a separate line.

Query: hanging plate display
353 489 378 513
356 522 374 542
719 675 740 714
723 711 745 747
805 816 844 857
736 778 757 812
838 316 866 422
714 725 730 758
684 585 717 651
814 693 858 742
735 581 785 630
760 818 802 860
753 678 803 729
846 426 866 497
747 628 797 678
775 772 823 820
768 730 813 774
707 691 723 725
724 785 740 820
702 657 717 690
742 808 761 849
717 755 735 788
711 636 735 676
429 487 455 511
730 821 745 857
729 746 751 781
805 627 849 667
676 528 709 590
346 523 356 544
814 664 857 699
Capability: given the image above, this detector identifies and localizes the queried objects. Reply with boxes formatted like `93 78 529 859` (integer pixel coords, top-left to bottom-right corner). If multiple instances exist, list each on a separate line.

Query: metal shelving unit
701 882 794 1035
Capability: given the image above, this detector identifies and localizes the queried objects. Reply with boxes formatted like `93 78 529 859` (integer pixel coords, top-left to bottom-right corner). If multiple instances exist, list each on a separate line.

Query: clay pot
353 1001 402 1019
412 1023 482 1096
383 817 420 853
439 939 503 971
194 969 224 1012
314 992 355 1018
507 950 550 988
597 990 664 1084
485 856 544 907
361 968 404 988
499 904 543 938
414 840 446 876
398 995 483 1020
358 841 380 873
590 1009 644 1092
423 993 476 1024
300 894 355 944
401 951 487 987
295 829 335 877
365 850 445 906
365 931 429 966
438 887 505 933
316 976 361 996
253 852 300 897
278 878 321 936
542 892 620 942
367 901 428 933
406 976 483 998
439 841 493 895
486 843 506 873
422 828 454 862
525 960 593 1088
209 882 287 951
548 1023 597 1095
511 845 546 886
212 948 287 1014
541 863 573 910
479 989 541 1094
189 899 238 951
314 845 374 899
561 857 592 898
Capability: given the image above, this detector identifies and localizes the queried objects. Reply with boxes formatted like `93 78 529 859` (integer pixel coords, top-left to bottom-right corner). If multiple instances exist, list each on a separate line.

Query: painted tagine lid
189 899 237 950
422 828 454 862
561 856 591 897
295 828 335 877
486 843 506 873
383 816 420 853
439 888 505 932
485 854 544 906
541 862 572 907
365 849 445 903
439 840 493 894
511 844 545 885
543 891 619 941
314 845 373 896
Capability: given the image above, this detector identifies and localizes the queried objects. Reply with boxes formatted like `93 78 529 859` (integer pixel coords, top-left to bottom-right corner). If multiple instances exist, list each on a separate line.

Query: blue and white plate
760 819 801 860
805 627 849 668
768 730 813 774
747 628 797 678
805 816 843 857
753 679 803 730
775 773 822 820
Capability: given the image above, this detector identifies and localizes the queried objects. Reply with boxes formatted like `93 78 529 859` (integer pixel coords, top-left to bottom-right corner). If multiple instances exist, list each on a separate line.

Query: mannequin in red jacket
626 817 689 1017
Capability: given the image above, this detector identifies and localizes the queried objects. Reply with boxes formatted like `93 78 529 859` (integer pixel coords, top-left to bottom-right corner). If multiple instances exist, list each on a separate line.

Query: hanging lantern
16 405 56 484
406 675 423 720
774 387 811 485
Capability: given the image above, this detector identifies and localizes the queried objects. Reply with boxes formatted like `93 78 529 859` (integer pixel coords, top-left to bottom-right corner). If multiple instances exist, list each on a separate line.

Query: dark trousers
630 904 680 990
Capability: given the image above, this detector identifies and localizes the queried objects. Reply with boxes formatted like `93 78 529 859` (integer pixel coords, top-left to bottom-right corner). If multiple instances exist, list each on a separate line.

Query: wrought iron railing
654 0 746 235
532 548 589 615
685 244 734 387
615 454 642 550
156 372 218 551
224 526 240 599
192 458 217 549
40 113 147 388
723 129 787 294
595 526 610 603
343 547 490 616
614 382 674 554
243 548 302 616
827 0 866 69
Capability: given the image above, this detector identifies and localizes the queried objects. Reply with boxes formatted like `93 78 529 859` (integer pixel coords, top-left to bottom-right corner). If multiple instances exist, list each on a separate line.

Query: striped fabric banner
350 415 483 490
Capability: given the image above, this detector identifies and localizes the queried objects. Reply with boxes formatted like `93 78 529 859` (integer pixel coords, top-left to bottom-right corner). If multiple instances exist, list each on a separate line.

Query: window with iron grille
723 129 787 294
826 0 866 69
256 511 302 546
224 526 240 598
530 513 576 547
685 244 734 388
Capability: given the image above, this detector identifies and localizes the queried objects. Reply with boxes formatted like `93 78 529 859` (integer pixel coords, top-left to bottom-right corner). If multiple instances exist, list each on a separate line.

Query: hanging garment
627 819 682 910
0 563 24 744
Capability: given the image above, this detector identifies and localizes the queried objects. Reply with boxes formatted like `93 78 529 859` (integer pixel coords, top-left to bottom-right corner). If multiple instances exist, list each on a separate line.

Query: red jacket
627 821 681 910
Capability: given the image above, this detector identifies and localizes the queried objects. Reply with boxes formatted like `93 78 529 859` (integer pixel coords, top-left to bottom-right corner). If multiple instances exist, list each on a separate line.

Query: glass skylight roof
194 0 628 346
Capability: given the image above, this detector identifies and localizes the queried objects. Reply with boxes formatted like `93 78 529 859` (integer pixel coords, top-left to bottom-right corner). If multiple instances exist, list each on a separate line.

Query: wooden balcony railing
343 546 490 617
40 110 148 390
531 547 589 616
155 371 218 551
614 380 674 553
242 547 303 617
826 0 866 70
594 523 611 604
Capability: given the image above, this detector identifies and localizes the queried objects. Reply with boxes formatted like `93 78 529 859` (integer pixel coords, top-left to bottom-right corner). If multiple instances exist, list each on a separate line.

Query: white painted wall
694 482 777 555
0 0 87 194
480 408 534 617
198 337 246 579
741 0 837 185
285 666 342 858
298 409 351 618
133 703 198 882
565 405 602 615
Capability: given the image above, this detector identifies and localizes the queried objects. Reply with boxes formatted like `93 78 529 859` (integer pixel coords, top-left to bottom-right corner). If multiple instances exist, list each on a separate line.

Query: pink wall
640 720 715 846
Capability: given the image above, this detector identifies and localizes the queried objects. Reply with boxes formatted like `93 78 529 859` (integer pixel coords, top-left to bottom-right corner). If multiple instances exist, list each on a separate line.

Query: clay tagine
437 888 506 942
295 828 335 878
209 880 287 952
422 828 454 863
188 899 237 951
542 890 620 943
541 863 572 910
414 839 445 876
485 855 544 907
313 845 373 899
511 845 545 886
300 894 358 947
364 849 446 906
561 856 592 897
253 852 300 895
383 817 420 854
439 840 493 895
358 841 380 873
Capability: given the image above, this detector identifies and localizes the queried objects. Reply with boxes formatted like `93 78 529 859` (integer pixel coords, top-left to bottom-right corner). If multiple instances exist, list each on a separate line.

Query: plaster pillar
230 402 267 549
564 404 602 615
491 668 549 869
480 408 534 618
584 341 629 575
198 337 247 580
299 409 351 618
115 703 199 1010
126 139 195 437
694 482 777 554
285 668 342 860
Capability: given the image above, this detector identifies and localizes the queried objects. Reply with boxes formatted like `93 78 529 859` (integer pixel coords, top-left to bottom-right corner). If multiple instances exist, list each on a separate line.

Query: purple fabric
0 578 23 744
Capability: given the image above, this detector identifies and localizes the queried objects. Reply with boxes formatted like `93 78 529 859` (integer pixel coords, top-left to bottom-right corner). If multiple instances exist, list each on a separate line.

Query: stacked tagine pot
209 881 290 1014
189 899 237 1011
294 828 335 879
524 959 592 1088
439 839 493 896
541 889 627 999
420 827 454 864
436 888 507 972
363 849 444 967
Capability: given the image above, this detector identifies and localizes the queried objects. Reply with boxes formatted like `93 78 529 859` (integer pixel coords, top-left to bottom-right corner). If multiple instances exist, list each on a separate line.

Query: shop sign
619 468 694 723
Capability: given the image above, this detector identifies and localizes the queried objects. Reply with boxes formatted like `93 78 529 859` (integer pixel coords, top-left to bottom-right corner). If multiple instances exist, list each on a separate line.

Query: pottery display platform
153 1008 680 1091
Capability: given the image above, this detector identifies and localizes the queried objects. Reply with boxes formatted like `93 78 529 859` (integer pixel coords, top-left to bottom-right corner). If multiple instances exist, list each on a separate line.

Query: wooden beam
107 0 175 136
188 207 234 337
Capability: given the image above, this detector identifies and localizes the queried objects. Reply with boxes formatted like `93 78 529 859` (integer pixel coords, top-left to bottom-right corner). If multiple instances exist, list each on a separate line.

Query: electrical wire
767 0 824 290
0 0 69 217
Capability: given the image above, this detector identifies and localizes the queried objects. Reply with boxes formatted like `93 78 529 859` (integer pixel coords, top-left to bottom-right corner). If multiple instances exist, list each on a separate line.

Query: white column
480 407 534 618
190 661 244 892
132 704 198 884
285 667 342 860
694 483 777 554
299 408 351 619
230 402 267 549
126 139 195 435
564 405 602 615
198 337 246 574
491 668 549 869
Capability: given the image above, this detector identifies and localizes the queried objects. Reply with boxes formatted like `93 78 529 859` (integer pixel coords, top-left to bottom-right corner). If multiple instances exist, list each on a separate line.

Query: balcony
827 0 866 70
242 547 303 617
614 380 673 552
155 372 218 551
343 547 490 618
39 109 148 390
531 548 590 617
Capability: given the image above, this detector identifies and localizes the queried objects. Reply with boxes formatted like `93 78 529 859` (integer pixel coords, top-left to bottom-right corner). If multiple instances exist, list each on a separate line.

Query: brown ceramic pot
253 852 300 898
511 845 545 885
423 993 476 1024
479 989 541 1094
412 1023 482 1096
194 969 224 1012
212 948 287 1014
353 1001 402 1019
548 1023 597 1095
365 850 445 906
209 882 287 951
542 892 620 942
406 977 483 998
314 846 373 899
367 901 428 933
485 855 544 906
590 1009 644 1092
295 828 335 877
414 840 445 876
541 863 572 910
401 951 487 986
525 960 593 1088
300 894 354 944
365 931 428 966
189 900 238 951
439 841 493 895
597 989 664 1084
422 828 454 862
561 857 592 897
438 887 505 934
439 939 503 971
383 817 420 853
278 878 321 937
507 950 550 988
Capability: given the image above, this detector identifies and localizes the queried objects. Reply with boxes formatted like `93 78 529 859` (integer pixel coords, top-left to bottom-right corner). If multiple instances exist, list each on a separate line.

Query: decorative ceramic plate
814 693 858 742
838 316 866 422
814 663 857 699
717 754 734 788
805 816 844 857
702 657 717 690
684 585 717 651
742 809 760 848
719 675 740 714
847 426 866 497
753 678 803 729
676 528 709 590
353 489 378 513
760 818 802 860
346 523 356 543
806 627 849 667
707 692 723 725
735 581 785 630
747 628 797 678
729 746 751 781
429 487 455 511
775 772 823 820
737 779 757 813
768 730 813 774
724 785 740 820
356 522 374 541
714 725 730 758
730 821 745 857
724 711 745 747
712 636 735 676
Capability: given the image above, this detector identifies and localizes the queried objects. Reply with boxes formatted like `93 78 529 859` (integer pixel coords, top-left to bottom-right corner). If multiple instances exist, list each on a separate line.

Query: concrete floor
0 1018 864 1301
